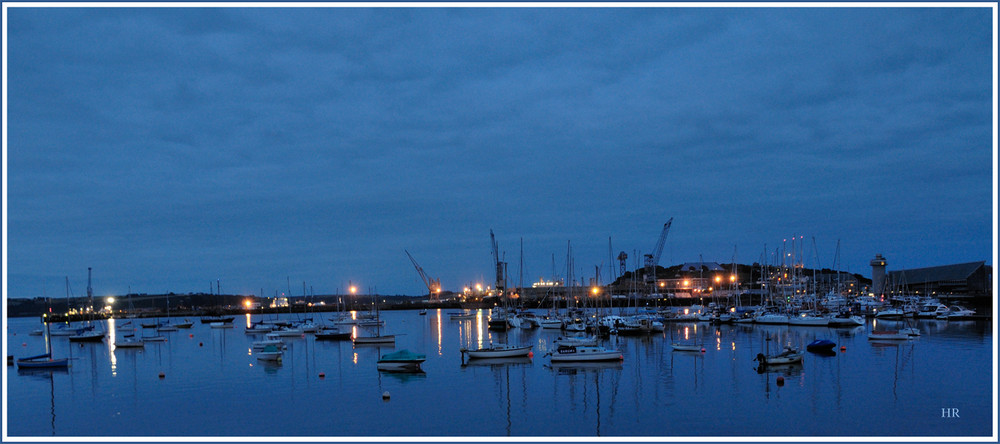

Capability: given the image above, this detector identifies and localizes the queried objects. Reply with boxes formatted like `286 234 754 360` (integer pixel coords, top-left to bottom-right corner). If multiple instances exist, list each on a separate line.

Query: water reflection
6 311 993 437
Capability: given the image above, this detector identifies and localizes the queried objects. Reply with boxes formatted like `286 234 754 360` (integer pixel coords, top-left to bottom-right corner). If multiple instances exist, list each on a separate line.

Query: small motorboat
114 337 145 348
670 343 702 352
867 330 910 340
755 347 804 367
553 335 599 347
256 344 283 362
805 339 836 353
377 349 426 372
251 333 285 350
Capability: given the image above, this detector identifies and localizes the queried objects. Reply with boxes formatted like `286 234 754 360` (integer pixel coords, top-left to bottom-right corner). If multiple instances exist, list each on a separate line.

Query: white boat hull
868 331 910 340
788 316 830 326
549 346 623 362
463 345 532 359
353 335 396 345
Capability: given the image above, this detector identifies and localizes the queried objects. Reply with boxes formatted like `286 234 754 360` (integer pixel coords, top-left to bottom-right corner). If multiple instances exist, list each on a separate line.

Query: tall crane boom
490 229 506 295
405 249 441 301
643 218 674 284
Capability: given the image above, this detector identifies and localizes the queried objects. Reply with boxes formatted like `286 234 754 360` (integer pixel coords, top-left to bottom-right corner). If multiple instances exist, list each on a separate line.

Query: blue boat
16 353 70 369
806 339 836 353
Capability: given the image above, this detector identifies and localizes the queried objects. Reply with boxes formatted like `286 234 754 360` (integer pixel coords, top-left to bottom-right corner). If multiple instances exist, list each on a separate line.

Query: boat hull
463 345 532 359
68 332 105 342
549 346 623 362
353 335 396 345
16 354 70 369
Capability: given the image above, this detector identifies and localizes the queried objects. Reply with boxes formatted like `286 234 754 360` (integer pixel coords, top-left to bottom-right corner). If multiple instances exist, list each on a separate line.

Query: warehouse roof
887 261 986 285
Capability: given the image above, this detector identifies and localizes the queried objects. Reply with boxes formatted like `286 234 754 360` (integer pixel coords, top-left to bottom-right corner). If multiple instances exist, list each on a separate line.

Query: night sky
4 5 995 299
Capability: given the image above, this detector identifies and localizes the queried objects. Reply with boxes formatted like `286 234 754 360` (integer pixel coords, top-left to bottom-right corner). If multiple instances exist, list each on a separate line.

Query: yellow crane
405 249 442 302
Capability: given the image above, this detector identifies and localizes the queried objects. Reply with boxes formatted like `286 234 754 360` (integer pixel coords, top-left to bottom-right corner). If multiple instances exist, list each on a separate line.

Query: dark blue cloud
5 6 993 297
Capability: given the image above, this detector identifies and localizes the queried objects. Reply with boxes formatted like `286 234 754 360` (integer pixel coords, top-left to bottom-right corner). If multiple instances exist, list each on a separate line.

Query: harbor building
886 261 992 302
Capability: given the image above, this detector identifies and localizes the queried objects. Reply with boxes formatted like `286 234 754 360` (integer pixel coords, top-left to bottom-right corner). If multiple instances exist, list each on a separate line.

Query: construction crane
643 218 674 286
405 249 441 301
617 251 629 279
490 229 506 296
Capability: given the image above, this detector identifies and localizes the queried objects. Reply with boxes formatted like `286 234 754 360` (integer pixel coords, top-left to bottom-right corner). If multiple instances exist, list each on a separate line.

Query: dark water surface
4 310 995 438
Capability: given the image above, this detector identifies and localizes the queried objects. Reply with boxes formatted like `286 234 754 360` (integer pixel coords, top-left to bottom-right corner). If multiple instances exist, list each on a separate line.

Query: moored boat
754 347 804 367
867 330 910 340
461 343 532 359
377 349 426 371
256 344 283 362
314 326 352 340
670 343 702 352
16 353 70 369
805 339 836 353
547 345 623 362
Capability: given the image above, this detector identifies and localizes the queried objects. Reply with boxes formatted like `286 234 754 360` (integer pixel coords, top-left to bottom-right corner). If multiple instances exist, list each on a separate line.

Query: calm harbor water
4 309 995 438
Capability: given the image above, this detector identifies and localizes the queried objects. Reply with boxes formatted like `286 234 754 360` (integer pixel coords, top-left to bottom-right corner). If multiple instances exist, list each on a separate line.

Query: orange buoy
189 334 194 338
776 376 784 385
22 343 27 347
700 348 706 353
319 372 326 378
840 346 847 352
527 352 534 358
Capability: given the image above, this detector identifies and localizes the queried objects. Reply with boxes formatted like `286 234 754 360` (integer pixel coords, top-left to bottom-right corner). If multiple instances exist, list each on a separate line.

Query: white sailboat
68 268 106 343
353 287 395 345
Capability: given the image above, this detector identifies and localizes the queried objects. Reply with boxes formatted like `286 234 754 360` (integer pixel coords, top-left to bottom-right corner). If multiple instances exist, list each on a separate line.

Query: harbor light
106 297 115 305
244 299 253 309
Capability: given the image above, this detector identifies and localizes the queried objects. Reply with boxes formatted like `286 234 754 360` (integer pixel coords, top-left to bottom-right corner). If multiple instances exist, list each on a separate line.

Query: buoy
840 346 847 352
199 342 203 347
22 343 27 347
382 391 390 400
189 334 194 338
319 372 325 378
700 348 706 353
776 376 784 386
527 352 534 358
158 372 165 379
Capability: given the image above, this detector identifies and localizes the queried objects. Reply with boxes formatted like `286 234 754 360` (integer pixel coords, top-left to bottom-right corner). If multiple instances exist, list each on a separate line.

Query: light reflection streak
476 311 484 349
245 313 252 329
436 309 442 356
108 318 117 376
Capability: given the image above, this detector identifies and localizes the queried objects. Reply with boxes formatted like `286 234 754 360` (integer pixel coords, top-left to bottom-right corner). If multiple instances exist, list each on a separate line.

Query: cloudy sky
4 5 995 299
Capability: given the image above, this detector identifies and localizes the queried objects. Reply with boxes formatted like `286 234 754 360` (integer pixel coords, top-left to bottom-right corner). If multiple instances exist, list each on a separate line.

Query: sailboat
157 294 178 332
352 287 395 345
18 295 71 369
69 268 106 343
